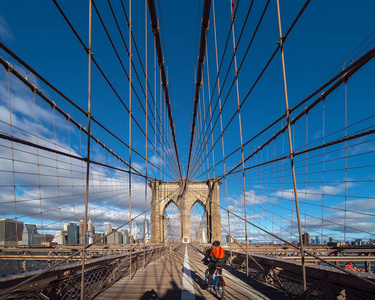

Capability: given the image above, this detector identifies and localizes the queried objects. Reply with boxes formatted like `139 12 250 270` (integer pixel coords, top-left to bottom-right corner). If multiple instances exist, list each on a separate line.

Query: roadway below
94 243 289 299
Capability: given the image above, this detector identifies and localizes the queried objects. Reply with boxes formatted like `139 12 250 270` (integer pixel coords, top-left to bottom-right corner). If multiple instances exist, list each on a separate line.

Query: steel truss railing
0 246 169 299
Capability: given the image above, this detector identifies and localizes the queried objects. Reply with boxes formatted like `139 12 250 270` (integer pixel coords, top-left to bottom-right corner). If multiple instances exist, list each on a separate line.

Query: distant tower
79 219 87 245
88 219 94 232
302 233 310 245
131 222 138 238
103 222 112 234
87 219 95 244
122 229 130 244
67 223 79 245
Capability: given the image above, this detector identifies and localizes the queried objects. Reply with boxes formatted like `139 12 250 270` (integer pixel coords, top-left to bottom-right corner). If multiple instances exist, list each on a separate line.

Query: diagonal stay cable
215 46 375 180
93 0 179 179
186 0 212 181
192 0 257 170
148 0 182 179
52 0 176 180
193 0 312 179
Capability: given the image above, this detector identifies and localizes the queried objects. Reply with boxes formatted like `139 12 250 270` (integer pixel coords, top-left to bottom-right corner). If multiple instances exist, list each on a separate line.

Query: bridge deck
95 243 288 299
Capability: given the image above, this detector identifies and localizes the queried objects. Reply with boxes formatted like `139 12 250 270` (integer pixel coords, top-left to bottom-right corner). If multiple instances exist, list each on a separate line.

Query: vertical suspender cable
205 44 216 179
229 0 248 277
81 0 92 298
143 0 148 269
129 0 133 280
186 0 212 181
212 0 232 254
7 68 18 243
148 0 182 180
276 0 306 292
344 61 348 244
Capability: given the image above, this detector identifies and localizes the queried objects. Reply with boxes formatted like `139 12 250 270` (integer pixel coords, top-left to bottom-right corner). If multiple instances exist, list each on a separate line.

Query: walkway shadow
140 280 206 300
222 265 289 299
140 289 159 300
190 269 206 289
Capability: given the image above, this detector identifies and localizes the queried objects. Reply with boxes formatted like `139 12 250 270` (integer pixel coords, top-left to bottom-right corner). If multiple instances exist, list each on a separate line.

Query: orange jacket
210 246 225 259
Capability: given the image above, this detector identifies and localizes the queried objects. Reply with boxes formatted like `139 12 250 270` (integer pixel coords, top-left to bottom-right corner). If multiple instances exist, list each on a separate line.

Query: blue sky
0 1 375 243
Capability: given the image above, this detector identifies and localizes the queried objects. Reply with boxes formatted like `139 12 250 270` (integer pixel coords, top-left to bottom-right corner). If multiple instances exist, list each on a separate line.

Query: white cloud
273 182 354 201
0 16 13 41
0 68 152 235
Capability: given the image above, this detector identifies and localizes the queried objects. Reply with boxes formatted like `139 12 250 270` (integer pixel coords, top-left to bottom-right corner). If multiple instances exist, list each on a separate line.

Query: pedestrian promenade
95 243 289 299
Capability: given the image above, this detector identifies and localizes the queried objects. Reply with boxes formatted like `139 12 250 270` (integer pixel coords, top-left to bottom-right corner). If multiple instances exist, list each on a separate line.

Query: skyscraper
67 223 79 245
145 219 150 240
79 219 87 245
22 224 38 245
103 222 112 234
122 229 129 244
0 219 23 246
87 219 95 244
131 222 138 238
302 232 310 245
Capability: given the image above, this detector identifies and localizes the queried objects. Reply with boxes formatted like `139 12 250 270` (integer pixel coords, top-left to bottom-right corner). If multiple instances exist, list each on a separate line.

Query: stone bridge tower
149 179 221 243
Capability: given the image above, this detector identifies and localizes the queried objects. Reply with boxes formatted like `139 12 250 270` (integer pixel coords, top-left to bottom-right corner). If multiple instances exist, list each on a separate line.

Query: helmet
212 240 220 246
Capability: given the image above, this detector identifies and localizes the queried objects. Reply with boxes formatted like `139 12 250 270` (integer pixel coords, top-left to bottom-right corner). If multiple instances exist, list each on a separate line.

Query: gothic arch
149 179 221 243
189 198 207 214
162 199 179 216
162 200 181 242
189 199 208 243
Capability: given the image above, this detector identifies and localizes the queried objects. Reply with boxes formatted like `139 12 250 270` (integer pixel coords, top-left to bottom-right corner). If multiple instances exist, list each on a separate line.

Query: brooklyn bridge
0 0 375 299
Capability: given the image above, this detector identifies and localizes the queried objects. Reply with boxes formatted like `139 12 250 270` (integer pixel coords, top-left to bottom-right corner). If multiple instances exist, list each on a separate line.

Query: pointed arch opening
162 200 181 242
190 200 208 243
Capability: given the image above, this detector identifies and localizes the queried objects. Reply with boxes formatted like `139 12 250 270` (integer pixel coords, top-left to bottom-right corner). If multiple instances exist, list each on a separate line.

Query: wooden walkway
95 243 289 300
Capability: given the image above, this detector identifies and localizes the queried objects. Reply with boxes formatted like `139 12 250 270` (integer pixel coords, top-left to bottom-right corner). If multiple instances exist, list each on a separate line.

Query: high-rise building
52 230 66 245
79 219 88 245
107 231 122 245
67 223 79 245
87 219 95 244
32 233 53 245
315 236 320 245
88 219 95 232
103 222 112 234
145 219 150 241
302 233 310 245
139 226 144 239
329 237 334 243
131 222 138 238
0 219 24 246
197 228 207 243
122 229 130 244
93 233 102 244
22 224 38 245
63 222 68 231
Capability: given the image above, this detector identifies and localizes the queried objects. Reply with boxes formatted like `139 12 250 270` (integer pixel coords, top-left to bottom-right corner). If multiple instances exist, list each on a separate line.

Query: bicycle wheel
215 282 225 299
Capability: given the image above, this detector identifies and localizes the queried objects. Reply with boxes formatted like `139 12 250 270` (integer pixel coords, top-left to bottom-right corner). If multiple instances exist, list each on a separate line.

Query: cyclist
203 240 226 289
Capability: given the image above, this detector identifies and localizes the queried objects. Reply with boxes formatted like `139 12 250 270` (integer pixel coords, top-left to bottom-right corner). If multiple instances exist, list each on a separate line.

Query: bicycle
205 266 226 299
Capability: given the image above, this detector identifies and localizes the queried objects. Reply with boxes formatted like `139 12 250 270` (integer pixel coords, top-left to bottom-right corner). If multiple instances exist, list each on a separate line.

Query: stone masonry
149 179 221 243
